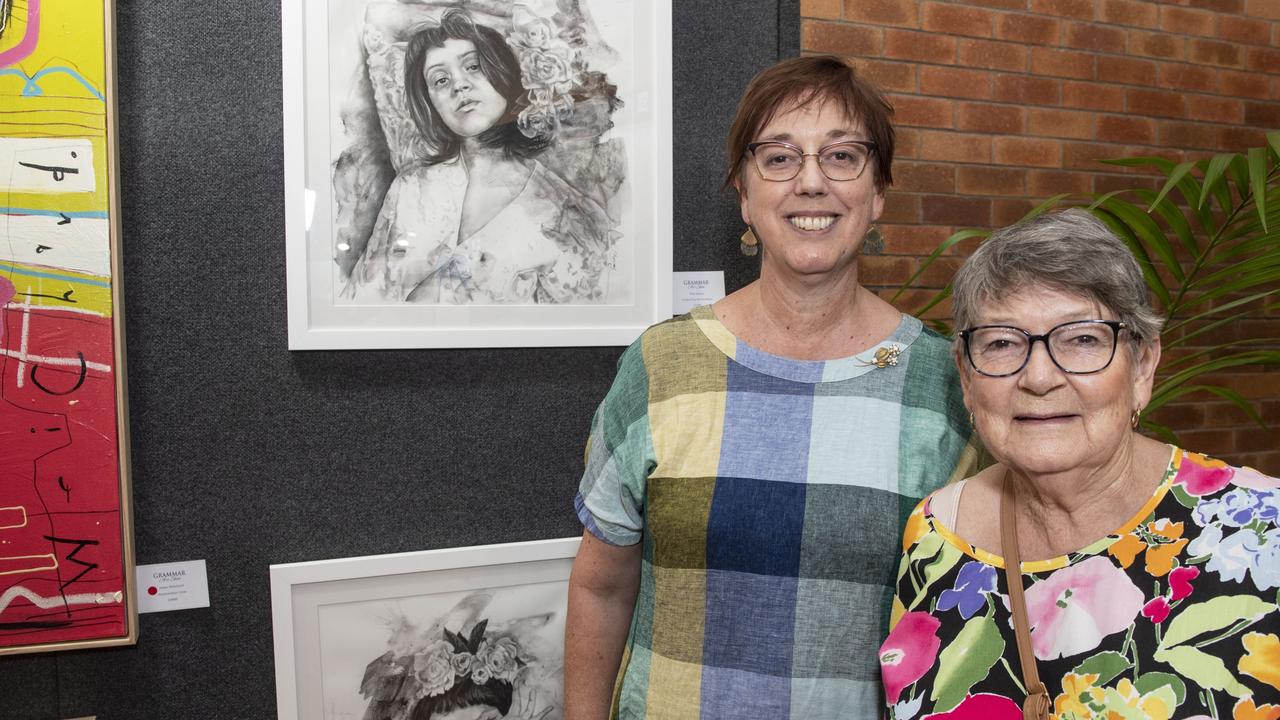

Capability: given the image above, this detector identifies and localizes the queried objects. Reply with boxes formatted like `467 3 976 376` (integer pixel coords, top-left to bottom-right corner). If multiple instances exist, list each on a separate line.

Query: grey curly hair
951 208 1163 353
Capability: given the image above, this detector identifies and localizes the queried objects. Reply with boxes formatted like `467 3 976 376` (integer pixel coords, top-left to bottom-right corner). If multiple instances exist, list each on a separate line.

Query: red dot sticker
147 586 158 595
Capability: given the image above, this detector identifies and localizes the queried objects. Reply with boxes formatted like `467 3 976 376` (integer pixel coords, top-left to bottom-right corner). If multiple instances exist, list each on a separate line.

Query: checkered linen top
576 306 977 720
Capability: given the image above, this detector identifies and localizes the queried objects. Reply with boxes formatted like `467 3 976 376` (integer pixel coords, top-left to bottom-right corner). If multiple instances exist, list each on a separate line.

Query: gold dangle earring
863 224 884 255
740 226 759 257
1131 409 1140 429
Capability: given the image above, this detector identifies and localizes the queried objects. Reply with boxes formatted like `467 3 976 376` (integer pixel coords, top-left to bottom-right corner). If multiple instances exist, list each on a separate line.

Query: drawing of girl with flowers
360 592 562 720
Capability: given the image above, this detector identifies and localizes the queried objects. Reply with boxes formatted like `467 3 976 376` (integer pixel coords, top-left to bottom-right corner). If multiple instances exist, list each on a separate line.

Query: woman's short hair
952 208 1163 351
723 55 895 193
404 9 548 164
408 676 514 719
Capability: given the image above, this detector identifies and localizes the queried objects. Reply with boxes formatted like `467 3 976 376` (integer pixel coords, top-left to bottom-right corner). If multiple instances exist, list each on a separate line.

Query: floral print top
881 448 1280 720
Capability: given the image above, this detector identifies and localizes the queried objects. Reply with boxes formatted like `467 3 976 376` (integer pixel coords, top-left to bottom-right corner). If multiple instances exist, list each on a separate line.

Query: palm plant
895 131 1280 443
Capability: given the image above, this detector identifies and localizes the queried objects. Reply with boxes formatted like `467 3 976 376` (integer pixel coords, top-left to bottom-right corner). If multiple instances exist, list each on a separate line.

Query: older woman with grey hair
879 208 1280 720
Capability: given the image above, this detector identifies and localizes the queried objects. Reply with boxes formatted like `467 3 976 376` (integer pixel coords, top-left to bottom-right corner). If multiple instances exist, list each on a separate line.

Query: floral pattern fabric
882 449 1280 720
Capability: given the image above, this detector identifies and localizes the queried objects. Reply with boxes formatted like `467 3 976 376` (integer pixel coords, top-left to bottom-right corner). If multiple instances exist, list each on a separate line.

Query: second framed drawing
283 0 673 349
270 537 581 720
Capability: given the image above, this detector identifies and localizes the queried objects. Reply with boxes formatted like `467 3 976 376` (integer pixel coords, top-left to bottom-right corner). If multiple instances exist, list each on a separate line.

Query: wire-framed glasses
959 320 1127 377
746 140 877 182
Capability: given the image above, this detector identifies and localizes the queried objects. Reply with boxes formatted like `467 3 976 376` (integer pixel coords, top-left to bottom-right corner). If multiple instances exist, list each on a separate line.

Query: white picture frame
282 0 673 349
270 536 581 720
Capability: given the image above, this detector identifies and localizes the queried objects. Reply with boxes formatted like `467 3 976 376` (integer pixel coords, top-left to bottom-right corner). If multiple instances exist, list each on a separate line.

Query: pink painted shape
0 0 41 69
0 276 13 305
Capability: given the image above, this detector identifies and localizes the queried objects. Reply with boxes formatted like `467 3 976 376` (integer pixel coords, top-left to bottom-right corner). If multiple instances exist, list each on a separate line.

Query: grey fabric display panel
0 1 798 717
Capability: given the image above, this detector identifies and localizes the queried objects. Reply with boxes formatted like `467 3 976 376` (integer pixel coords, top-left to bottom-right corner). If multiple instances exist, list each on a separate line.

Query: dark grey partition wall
0 2 799 717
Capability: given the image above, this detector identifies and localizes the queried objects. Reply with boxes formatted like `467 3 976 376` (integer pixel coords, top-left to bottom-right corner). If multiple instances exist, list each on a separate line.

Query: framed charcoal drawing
0 0 137 655
282 0 673 349
270 536 581 720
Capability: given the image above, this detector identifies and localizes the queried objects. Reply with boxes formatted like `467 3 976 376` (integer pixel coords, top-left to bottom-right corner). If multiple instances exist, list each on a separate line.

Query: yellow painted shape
1 261 113 317
0 0 110 214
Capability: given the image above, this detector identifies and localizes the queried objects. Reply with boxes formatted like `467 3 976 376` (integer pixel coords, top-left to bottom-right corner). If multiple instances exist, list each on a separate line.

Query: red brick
995 13 1061 44
920 66 995 100
801 0 842 19
956 102 1025 133
1127 88 1187 118
1097 56 1158 85
884 29 957 64
992 74 1060 105
1027 108 1095 139
1246 46 1280 73
918 130 993 162
958 39 1028 71
888 95 954 128
956 166 1028 196
1127 30 1186 60
963 0 1032 8
892 162 957 194
1220 69 1272 100
1157 64 1217 93
1218 125 1269 150
1028 169 1093 196
879 193 922 223
1187 96 1245 124
915 256 968 287
922 2 995 37
1218 15 1273 45
1031 47 1096 79
1062 141 1129 170
879 224 965 256
1244 101 1280 128
859 255 915 285
1029 0 1096 20
1100 0 1160 28
843 0 918 26
993 137 1061 167
1062 81 1126 111
802 20 882 55
1190 38 1245 67
1160 6 1217 36
854 60 917 93
993 198 1037 226
1189 0 1244 12
896 128 922 158
1064 22 1127 53
1093 172 1161 194
1096 115 1157 144
1177 429 1235 455
1160 120 1218 150
1246 0 1280 19
922 195 993 226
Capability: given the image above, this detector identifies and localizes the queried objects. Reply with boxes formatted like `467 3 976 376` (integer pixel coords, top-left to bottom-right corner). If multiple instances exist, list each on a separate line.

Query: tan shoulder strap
1001 473 1050 720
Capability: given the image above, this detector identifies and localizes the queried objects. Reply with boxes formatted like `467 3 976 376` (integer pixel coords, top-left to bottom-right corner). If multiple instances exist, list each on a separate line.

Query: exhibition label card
137 559 210 613
673 271 725 314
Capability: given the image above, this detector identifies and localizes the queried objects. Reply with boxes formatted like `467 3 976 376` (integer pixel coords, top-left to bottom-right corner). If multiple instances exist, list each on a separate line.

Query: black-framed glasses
746 140 877 182
959 320 1127 377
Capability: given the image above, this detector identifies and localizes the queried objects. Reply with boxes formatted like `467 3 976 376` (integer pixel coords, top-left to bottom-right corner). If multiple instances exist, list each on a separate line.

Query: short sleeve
575 340 654 546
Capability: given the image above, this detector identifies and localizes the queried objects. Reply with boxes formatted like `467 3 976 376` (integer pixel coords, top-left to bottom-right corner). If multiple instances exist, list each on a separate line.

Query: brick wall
800 0 1280 472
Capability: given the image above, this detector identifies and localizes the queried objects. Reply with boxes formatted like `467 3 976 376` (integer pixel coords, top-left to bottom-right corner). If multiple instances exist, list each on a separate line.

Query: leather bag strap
1001 473 1051 720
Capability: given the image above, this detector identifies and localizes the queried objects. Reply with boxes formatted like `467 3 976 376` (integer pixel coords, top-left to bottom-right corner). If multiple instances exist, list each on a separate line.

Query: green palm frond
897 132 1280 444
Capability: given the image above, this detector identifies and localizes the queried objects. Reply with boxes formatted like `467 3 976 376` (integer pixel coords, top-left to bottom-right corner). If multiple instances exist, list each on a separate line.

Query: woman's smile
786 213 839 232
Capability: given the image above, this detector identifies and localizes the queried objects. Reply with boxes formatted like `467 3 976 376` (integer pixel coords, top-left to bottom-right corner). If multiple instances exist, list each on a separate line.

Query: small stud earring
740 227 759 257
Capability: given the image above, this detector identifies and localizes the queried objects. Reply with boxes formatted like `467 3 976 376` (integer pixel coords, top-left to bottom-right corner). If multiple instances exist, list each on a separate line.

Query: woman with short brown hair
565 55 979 719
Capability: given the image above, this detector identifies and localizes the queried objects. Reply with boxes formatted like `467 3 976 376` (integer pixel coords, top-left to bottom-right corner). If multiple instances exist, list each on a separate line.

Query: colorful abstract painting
0 0 134 654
